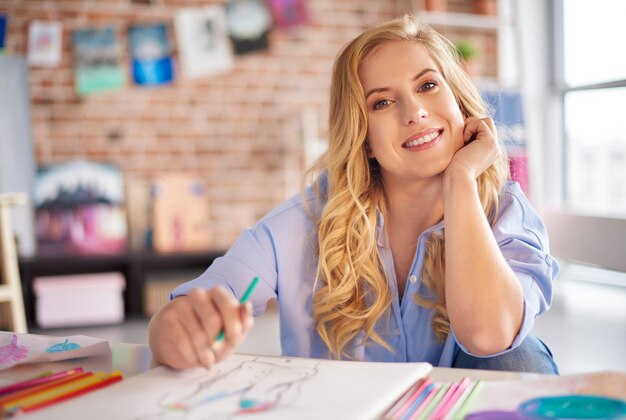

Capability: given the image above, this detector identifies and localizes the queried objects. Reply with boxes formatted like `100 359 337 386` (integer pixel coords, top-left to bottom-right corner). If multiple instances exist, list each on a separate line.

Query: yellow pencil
1 372 116 414
17 372 123 416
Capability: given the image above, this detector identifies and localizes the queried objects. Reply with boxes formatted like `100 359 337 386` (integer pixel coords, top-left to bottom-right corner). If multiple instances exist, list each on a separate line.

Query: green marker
215 276 259 342
451 380 484 419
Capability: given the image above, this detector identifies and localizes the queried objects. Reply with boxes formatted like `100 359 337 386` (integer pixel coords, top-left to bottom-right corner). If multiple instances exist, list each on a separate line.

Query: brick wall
0 0 402 250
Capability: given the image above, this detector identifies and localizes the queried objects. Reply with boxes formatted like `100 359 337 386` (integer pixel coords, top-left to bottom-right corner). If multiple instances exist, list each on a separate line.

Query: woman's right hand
148 286 254 370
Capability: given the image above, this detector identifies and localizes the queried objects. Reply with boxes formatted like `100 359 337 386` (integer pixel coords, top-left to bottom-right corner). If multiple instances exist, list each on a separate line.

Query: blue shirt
171 180 558 367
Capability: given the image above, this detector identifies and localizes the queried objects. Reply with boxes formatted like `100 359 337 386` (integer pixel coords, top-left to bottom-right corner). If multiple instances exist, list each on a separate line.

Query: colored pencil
442 381 474 420
428 377 470 419
392 377 433 419
451 380 484 420
401 383 434 420
1 372 111 414
16 371 123 416
0 368 84 397
385 380 424 419
407 384 438 420
216 276 259 342
418 382 451 420
0 371 91 405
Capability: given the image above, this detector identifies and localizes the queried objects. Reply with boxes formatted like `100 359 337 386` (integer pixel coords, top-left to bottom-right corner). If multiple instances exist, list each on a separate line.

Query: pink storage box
33 272 126 328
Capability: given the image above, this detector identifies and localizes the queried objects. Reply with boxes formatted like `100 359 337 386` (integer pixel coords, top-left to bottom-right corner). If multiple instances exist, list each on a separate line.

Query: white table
1 340 542 384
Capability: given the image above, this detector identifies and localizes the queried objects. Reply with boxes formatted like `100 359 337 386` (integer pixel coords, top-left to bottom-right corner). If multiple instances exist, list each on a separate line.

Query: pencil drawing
134 357 320 419
0 334 29 366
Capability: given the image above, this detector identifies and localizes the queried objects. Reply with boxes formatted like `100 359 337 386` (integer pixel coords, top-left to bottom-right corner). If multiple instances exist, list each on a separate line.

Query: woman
148 15 559 373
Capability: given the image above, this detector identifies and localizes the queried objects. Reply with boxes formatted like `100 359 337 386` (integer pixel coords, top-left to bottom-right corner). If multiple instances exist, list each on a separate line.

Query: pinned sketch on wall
0 332 110 370
174 6 233 79
151 174 211 253
72 27 125 95
225 0 272 54
34 160 128 255
32 354 432 419
27 20 63 67
483 91 529 193
128 23 174 86
0 15 7 54
268 0 309 28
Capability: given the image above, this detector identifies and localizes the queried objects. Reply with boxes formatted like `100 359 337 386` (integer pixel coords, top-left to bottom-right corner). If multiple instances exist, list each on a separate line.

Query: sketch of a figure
137 357 319 419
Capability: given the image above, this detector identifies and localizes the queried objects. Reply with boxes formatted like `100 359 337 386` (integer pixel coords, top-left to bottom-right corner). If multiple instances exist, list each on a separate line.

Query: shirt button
409 275 417 283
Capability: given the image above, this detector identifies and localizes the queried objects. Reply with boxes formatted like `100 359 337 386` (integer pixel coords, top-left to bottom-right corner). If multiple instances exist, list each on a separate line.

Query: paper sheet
0 332 111 370
25 353 432 420
469 370 626 414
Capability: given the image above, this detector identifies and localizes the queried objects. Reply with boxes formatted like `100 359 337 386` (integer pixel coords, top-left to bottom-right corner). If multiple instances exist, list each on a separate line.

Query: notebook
26 353 432 419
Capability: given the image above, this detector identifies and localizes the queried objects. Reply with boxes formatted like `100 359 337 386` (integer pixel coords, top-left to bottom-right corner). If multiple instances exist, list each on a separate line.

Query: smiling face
360 40 466 186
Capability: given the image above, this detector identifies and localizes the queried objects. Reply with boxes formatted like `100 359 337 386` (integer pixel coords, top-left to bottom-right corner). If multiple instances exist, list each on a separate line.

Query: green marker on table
215 276 259 342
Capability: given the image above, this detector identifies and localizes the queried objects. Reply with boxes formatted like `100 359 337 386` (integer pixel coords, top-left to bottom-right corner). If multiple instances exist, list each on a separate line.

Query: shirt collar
376 209 445 248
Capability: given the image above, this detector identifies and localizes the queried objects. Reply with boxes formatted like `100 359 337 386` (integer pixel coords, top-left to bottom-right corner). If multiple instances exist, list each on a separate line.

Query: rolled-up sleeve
495 182 559 349
454 182 559 356
170 226 279 316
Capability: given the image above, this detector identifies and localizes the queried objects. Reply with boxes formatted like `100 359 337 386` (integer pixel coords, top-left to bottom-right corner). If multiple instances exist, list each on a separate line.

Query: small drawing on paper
46 338 81 353
0 334 29 365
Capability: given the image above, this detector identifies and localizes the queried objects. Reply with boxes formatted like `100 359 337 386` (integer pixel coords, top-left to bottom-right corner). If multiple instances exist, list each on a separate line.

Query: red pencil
0 368 84 397
16 372 123 415
0 371 91 406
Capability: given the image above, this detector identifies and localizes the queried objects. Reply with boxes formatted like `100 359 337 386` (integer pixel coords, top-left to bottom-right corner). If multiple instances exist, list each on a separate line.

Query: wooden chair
0 193 28 333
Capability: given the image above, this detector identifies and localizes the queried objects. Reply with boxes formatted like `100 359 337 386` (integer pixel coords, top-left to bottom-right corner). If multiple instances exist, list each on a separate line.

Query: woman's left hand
445 116 501 180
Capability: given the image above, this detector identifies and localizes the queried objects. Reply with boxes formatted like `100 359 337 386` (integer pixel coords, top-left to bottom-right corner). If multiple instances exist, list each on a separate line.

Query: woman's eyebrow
364 68 439 99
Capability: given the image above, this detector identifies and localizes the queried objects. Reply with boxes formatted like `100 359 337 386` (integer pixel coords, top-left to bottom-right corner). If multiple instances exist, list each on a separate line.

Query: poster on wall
27 20 63 67
225 0 272 54
128 23 174 86
151 174 211 253
72 27 125 95
483 90 529 193
268 0 309 28
174 6 233 79
34 161 128 256
0 15 6 54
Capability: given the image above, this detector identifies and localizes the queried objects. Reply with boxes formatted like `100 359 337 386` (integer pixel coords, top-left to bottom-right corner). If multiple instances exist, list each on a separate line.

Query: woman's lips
402 129 443 150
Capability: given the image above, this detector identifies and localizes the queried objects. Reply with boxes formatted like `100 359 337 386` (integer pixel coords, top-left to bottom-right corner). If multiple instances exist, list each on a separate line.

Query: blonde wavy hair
305 15 510 359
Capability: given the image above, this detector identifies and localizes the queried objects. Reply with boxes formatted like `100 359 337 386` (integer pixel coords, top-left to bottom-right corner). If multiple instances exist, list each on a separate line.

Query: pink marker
429 377 470 419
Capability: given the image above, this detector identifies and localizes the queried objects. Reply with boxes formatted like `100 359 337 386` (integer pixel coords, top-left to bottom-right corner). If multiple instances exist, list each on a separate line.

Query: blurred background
0 0 624 375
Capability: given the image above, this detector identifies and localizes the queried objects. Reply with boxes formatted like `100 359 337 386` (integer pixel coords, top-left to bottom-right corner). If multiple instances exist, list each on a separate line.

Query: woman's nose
403 97 429 125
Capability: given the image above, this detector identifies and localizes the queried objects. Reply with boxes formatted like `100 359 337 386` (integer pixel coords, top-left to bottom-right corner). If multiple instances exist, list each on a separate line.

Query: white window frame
518 0 626 274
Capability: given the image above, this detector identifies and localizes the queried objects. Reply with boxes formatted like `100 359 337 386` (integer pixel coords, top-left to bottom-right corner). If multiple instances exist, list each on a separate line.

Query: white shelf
417 11 514 30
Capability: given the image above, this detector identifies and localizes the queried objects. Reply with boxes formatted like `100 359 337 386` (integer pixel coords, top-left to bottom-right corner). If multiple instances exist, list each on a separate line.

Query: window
560 0 626 217
540 0 626 275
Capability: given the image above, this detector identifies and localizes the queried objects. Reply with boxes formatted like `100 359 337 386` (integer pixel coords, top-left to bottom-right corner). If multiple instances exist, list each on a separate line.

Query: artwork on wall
72 27 125 95
151 174 211 253
483 90 529 193
128 23 174 86
0 15 6 54
268 0 309 28
174 6 233 79
225 0 272 54
33 161 128 256
27 20 63 67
